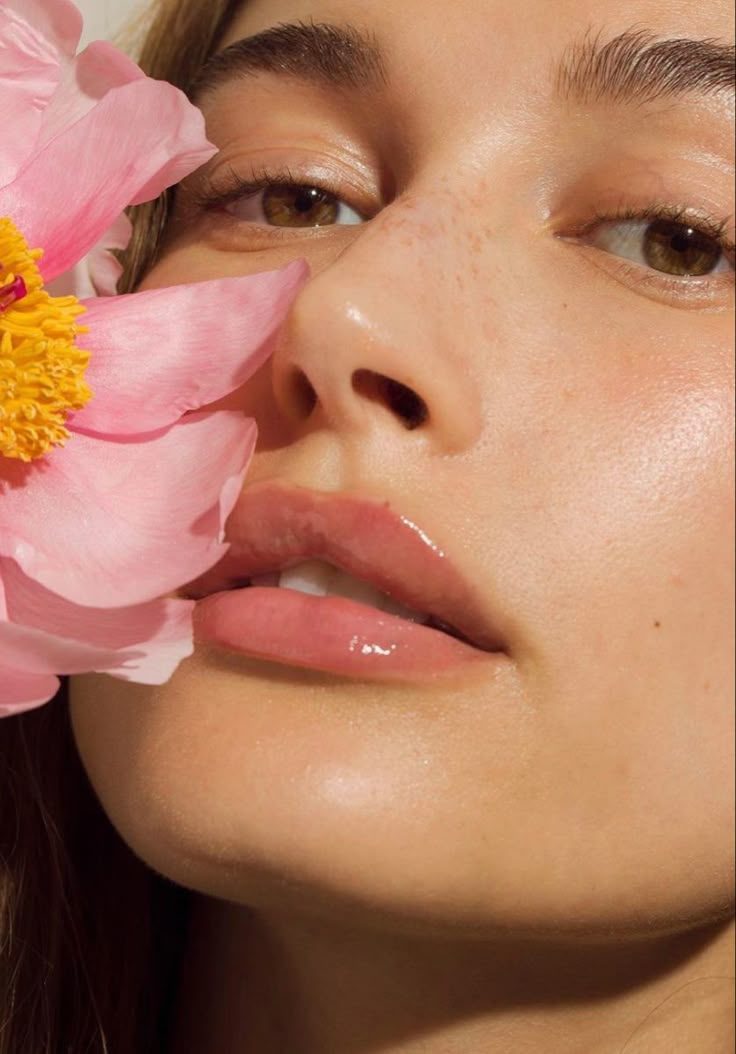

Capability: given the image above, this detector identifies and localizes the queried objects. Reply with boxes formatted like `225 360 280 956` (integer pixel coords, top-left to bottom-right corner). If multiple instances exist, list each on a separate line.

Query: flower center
0 218 91 462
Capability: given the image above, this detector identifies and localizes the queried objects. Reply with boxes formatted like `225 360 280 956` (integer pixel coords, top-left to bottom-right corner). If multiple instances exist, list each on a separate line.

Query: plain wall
76 0 143 46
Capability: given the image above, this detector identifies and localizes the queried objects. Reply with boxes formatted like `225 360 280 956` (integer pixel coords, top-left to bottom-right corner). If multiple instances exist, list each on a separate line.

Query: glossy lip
186 481 505 680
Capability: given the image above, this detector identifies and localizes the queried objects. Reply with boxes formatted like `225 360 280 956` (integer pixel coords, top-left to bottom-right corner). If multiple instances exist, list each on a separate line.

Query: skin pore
71 0 734 1051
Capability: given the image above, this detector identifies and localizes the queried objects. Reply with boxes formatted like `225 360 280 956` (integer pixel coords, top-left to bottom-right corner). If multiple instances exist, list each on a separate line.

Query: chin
70 662 734 945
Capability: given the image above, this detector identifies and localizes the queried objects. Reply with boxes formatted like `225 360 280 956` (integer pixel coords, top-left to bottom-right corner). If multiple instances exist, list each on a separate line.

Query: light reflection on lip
185 481 506 679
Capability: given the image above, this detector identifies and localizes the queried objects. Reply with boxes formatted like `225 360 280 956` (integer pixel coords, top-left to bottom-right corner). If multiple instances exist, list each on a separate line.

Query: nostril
288 368 318 418
352 370 428 430
383 377 429 430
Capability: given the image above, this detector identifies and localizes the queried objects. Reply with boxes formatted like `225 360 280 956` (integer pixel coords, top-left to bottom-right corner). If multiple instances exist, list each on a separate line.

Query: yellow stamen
0 218 91 462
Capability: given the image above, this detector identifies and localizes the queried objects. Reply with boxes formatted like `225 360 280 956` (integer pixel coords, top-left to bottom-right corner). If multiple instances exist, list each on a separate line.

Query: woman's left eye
585 216 734 277
224 182 365 228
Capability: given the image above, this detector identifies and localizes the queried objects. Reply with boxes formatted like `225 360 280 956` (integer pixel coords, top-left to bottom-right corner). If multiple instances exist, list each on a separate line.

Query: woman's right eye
224 182 366 229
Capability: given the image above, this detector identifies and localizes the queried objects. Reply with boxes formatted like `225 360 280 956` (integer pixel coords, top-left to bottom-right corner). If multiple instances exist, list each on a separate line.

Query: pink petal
1 77 215 283
2 0 82 59
36 40 144 152
0 609 135 674
0 5 62 188
0 559 194 684
87 211 132 295
0 666 59 714
0 616 191 700
46 212 132 299
75 262 308 434
0 412 255 607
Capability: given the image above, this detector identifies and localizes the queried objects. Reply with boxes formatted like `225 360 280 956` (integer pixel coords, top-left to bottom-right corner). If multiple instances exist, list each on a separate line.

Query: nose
270 198 485 454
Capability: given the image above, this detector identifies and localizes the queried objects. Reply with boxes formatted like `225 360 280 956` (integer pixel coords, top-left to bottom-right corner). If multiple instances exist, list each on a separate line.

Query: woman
1 0 734 1050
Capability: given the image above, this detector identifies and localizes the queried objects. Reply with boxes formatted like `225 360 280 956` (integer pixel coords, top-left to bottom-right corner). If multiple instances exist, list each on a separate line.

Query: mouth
185 482 504 680
197 559 480 646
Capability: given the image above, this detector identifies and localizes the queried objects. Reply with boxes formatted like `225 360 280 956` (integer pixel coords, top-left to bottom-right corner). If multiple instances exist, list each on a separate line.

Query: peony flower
0 0 307 714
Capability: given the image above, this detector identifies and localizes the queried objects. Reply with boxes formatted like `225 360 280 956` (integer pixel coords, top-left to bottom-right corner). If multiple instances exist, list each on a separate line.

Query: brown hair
0 2 242 1050
121 0 243 293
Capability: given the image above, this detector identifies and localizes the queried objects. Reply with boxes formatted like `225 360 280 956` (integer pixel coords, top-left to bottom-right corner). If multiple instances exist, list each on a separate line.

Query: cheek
479 282 734 660
142 226 344 291
540 336 733 660
481 301 735 829
138 244 251 288
139 223 290 287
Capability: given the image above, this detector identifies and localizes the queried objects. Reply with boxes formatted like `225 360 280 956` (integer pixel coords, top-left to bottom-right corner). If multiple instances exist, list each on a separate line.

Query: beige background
77 0 143 46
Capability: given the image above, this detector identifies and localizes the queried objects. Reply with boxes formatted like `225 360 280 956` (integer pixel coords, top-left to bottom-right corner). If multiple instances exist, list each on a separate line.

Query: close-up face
71 0 734 939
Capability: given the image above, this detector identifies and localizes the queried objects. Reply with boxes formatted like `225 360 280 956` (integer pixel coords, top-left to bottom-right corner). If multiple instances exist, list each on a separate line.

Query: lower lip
193 587 490 680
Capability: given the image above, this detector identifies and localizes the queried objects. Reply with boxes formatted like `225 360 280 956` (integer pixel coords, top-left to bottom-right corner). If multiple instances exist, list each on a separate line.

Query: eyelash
190 164 369 218
571 203 736 299
578 203 735 258
189 166 736 282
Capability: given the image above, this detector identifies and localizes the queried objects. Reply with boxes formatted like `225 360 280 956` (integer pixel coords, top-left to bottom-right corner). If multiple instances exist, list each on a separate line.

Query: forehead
214 0 735 135
203 0 734 158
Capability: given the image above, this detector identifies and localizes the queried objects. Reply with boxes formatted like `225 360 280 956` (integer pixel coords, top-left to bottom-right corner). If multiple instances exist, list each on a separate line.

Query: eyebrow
556 28 735 106
191 21 387 98
192 20 735 113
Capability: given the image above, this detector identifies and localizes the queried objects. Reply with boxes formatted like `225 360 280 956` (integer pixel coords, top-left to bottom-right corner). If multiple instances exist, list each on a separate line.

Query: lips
186 482 504 680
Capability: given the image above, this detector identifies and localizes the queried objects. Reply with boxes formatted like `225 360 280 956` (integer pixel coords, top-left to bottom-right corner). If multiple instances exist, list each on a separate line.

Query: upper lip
184 481 503 653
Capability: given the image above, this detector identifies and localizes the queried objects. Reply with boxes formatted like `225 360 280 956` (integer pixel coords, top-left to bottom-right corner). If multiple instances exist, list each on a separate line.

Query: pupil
295 188 324 213
670 230 693 255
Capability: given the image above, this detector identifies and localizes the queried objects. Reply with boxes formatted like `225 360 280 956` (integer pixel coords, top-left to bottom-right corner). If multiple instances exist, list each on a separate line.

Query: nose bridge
338 183 490 347
272 189 488 453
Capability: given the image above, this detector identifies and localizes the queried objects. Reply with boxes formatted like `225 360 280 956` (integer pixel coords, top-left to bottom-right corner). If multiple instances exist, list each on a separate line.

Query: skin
71 0 735 1050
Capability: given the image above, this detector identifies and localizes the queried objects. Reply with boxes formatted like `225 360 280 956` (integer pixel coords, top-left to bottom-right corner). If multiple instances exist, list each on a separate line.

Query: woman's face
71 0 734 937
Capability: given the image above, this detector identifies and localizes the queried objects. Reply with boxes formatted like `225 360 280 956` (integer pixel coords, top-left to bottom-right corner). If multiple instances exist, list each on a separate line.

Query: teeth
322 565 388 608
278 560 331 596
275 560 427 623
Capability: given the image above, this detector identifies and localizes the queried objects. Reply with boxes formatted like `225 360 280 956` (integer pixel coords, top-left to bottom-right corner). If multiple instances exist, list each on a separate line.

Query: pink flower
0 0 307 714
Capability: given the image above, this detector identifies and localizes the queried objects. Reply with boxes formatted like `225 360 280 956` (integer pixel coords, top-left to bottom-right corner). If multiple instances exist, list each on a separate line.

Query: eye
224 182 365 228
587 215 733 277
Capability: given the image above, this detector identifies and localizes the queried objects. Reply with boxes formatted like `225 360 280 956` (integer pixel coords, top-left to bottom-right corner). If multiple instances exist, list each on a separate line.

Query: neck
168 901 734 1054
